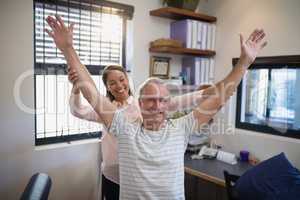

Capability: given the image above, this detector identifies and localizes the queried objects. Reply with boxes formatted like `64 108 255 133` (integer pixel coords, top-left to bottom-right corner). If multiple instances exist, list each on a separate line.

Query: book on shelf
206 24 212 50
170 19 193 48
182 57 194 85
196 21 202 49
170 19 216 51
182 57 215 85
194 58 201 85
209 58 215 82
206 59 210 83
211 24 216 50
200 58 205 83
201 23 207 50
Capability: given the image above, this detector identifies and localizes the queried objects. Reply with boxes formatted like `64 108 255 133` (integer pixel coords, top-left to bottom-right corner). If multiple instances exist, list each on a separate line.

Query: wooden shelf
150 7 217 22
149 46 215 57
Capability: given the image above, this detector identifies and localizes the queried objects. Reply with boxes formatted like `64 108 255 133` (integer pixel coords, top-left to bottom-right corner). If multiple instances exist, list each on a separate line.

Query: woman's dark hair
102 65 132 102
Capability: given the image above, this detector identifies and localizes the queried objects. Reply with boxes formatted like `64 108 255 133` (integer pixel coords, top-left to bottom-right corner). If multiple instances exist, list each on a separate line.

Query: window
235 55 300 140
34 0 134 145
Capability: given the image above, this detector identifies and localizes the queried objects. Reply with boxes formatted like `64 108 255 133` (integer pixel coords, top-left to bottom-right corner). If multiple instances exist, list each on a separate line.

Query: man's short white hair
137 77 166 99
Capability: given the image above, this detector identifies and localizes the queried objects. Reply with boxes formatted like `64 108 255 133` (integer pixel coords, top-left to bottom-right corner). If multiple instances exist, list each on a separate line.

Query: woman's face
106 70 130 101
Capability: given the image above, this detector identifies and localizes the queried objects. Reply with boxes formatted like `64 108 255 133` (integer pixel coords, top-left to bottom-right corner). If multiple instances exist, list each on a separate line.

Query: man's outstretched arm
45 15 116 128
192 29 267 125
167 84 212 112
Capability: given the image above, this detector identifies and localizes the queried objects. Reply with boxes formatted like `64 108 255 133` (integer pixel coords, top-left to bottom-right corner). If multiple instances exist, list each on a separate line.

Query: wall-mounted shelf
149 46 215 57
150 7 217 22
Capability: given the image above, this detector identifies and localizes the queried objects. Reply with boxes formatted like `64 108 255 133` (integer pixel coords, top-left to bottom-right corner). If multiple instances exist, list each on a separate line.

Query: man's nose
152 99 161 109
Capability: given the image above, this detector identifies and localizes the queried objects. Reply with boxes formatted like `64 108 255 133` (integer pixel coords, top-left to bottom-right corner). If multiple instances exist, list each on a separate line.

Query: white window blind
34 0 134 145
35 1 123 67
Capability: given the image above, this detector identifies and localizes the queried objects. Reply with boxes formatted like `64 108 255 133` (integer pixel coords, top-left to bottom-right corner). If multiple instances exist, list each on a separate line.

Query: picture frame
150 56 171 79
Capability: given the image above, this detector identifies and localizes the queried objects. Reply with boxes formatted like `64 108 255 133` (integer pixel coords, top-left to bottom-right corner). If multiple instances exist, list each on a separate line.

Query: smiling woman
102 65 132 103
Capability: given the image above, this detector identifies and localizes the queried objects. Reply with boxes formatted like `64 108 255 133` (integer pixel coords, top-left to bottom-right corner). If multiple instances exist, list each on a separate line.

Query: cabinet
184 153 253 200
185 172 228 200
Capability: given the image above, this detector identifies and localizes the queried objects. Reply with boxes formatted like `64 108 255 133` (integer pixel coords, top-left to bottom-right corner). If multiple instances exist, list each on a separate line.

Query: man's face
139 83 170 128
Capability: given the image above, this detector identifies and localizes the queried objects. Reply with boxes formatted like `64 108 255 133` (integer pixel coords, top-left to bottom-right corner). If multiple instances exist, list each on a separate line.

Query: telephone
198 145 218 159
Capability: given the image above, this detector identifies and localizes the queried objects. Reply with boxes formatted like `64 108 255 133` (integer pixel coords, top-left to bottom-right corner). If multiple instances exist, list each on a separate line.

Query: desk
184 153 253 200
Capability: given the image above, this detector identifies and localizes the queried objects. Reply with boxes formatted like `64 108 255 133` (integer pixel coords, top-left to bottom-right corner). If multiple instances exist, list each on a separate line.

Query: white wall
0 0 175 199
3 0 299 199
198 0 300 167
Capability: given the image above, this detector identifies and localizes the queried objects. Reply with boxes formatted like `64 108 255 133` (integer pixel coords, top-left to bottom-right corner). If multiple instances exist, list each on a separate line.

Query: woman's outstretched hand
239 29 268 67
45 15 75 53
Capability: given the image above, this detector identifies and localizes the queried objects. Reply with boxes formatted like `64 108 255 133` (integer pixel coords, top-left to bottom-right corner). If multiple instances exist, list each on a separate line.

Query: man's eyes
144 98 169 102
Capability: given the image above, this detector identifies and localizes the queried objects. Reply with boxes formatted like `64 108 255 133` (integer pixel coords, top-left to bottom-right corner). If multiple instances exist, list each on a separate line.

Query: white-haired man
46 15 267 200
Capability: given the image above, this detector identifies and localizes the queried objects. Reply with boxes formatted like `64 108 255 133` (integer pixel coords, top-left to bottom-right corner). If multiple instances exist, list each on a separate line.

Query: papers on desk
191 149 238 165
217 151 237 165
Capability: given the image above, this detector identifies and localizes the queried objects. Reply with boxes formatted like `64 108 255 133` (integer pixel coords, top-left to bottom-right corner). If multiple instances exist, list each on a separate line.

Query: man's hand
239 29 267 67
45 15 74 53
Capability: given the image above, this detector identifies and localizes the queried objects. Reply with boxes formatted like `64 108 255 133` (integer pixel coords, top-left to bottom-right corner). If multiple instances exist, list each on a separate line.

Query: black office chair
20 173 52 200
223 170 240 200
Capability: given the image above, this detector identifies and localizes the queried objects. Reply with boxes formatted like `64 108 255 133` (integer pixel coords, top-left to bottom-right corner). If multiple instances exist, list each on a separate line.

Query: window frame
33 0 134 145
234 55 300 140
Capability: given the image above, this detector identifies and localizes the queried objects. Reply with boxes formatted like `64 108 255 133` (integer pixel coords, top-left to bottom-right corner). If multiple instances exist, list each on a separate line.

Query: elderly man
46 15 267 200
